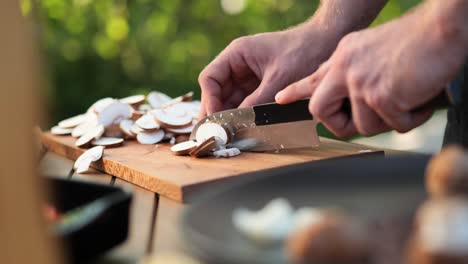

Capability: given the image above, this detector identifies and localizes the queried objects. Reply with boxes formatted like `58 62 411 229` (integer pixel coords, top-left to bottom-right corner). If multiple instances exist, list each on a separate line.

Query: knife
191 70 464 152
190 99 320 151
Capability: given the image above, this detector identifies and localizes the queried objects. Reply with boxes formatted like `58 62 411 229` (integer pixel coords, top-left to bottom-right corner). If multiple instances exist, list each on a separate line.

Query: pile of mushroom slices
50 91 242 172
50 91 203 172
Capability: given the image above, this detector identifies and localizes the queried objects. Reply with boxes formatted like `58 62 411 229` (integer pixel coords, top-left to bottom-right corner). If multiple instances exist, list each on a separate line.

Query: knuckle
198 69 209 86
367 91 388 112
348 70 366 91
335 34 357 68
309 103 323 118
229 36 250 49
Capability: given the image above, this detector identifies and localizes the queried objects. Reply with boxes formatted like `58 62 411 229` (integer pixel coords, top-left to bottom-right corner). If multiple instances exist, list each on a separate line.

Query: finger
225 88 247 109
238 71 285 107
309 68 357 138
368 91 434 133
199 43 250 115
275 61 331 104
351 96 390 136
380 109 433 133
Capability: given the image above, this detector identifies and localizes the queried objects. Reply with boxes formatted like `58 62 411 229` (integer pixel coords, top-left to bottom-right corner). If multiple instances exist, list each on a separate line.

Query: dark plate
47 178 132 263
182 155 431 264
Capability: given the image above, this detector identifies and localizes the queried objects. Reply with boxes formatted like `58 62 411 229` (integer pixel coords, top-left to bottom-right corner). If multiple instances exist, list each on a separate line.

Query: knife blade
190 99 319 151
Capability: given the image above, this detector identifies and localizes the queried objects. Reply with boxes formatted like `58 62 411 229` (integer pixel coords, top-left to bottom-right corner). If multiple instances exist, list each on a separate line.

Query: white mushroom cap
58 113 91 129
165 122 195 135
71 115 99 138
98 101 132 126
73 146 104 173
195 122 230 145
119 119 136 138
136 129 165 144
147 91 172 109
87 97 115 114
170 140 198 155
417 198 468 255
51 126 73 135
151 108 192 128
120 94 146 106
92 137 124 147
75 125 105 147
135 113 160 130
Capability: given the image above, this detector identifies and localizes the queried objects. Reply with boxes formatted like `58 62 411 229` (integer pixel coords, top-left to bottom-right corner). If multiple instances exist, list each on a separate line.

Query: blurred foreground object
406 198 468 264
287 211 370 264
426 145 468 197
0 1 61 263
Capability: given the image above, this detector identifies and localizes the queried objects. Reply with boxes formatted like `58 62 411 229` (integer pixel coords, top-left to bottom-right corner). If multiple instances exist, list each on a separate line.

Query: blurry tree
22 0 419 124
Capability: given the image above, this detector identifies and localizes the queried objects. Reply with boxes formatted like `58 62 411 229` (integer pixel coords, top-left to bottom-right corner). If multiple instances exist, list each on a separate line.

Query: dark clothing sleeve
443 62 468 147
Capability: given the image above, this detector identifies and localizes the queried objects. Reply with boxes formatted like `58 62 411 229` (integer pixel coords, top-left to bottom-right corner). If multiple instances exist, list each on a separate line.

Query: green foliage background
23 0 419 125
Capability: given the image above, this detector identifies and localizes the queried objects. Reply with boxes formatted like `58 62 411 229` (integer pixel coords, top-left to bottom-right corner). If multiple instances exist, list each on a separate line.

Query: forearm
425 0 468 48
312 0 388 36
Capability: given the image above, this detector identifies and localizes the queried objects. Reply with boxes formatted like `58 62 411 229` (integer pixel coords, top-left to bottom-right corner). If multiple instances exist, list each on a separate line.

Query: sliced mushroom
170 140 198 155
92 137 124 147
147 91 172 109
195 122 230 146
189 136 218 158
135 113 160 130
131 110 145 120
136 129 165 145
151 108 192 128
73 146 104 173
71 115 99 138
119 119 136 138
58 114 90 129
87 97 115 114
138 104 153 112
168 101 200 119
212 148 241 158
98 101 132 126
75 125 105 148
130 123 144 135
165 122 195 135
51 126 73 135
163 91 194 108
120 94 146 107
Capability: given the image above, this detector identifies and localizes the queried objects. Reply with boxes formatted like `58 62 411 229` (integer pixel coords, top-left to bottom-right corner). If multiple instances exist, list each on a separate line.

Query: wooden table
40 146 401 263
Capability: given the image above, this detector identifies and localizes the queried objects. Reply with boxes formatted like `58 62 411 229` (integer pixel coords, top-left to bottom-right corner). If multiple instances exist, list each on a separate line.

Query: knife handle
253 99 313 126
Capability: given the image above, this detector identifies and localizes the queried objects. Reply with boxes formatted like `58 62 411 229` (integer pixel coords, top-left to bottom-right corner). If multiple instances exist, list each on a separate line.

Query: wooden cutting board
42 132 383 202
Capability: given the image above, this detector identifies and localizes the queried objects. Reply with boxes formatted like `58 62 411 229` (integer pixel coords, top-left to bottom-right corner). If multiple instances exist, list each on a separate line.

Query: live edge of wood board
42 132 384 203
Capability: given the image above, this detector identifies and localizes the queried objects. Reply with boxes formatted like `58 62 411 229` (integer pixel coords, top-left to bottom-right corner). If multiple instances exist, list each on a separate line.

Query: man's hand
198 0 388 117
276 0 468 138
198 25 339 117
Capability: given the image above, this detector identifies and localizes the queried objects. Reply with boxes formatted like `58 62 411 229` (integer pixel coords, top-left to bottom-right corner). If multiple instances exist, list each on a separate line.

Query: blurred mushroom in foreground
406 198 468 264
426 145 468 197
286 211 371 264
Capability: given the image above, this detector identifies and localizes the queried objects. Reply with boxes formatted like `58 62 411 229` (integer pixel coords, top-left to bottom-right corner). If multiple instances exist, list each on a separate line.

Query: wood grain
152 197 185 254
42 133 383 202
